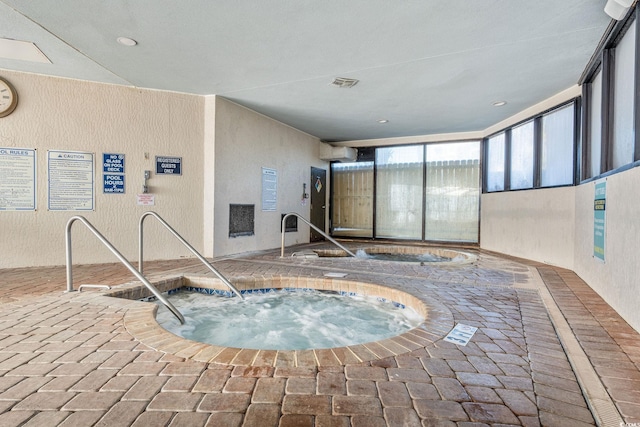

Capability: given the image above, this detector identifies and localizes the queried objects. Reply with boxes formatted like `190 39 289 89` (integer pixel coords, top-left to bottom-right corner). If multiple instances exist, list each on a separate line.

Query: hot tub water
355 249 455 262
155 289 423 350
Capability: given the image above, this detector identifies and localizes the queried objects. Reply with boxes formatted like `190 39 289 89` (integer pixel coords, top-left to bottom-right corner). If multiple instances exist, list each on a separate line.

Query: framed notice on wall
47 150 95 211
593 179 606 261
261 167 277 211
0 147 36 211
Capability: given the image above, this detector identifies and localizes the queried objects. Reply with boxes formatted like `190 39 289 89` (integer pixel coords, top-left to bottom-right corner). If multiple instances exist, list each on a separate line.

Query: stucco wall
211 97 324 256
480 174 640 332
573 167 640 331
0 71 205 267
480 187 576 268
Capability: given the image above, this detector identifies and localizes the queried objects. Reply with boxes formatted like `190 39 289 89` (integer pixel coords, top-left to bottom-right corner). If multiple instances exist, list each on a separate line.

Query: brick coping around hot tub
96 274 455 367
313 245 477 265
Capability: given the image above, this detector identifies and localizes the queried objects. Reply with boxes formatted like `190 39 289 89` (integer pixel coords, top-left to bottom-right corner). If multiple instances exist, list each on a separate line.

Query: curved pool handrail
65 215 185 324
139 211 243 299
281 212 356 258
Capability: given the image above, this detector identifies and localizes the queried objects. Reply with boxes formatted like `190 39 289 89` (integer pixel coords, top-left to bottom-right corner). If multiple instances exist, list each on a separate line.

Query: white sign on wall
136 194 155 206
47 150 94 211
0 148 36 211
262 167 277 211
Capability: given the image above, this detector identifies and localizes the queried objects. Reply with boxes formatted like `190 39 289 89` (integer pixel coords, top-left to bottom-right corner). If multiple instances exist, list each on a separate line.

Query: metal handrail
139 211 243 299
280 212 356 258
65 216 185 324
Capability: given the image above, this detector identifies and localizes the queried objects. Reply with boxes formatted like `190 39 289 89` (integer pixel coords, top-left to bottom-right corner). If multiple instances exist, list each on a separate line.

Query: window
588 69 603 178
482 101 577 193
510 121 535 190
541 105 575 187
375 146 424 239
581 8 639 179
331 142 481 242
612 20 636 169
331 161 373 238
425 141 480 242
485 133 505 192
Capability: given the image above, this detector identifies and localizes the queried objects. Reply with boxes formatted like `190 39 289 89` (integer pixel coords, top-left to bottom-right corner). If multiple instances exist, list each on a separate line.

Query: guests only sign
155 156 182 175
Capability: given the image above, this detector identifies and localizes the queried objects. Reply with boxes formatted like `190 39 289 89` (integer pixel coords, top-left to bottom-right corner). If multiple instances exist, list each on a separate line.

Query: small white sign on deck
443 323 477 346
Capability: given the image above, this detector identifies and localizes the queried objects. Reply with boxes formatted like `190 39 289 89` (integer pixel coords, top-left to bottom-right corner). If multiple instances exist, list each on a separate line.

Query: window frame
579 4 640 183
482 99 579 193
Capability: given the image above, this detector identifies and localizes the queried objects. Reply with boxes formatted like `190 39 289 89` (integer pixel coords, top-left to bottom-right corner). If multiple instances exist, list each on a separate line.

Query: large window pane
425 141 480 242
331 162 373 237
375 146 423 239
613 20 636 169
541 104 575 187
510 121 535 190
486 133 505 192
588 70 602 178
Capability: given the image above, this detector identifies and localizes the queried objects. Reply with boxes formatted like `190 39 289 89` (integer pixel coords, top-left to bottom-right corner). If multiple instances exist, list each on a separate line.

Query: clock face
0 77 18 118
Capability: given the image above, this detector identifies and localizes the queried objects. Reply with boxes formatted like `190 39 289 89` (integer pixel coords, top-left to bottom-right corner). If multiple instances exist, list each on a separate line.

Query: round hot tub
155 288 423 350
121 275 454 367
314 245 475 264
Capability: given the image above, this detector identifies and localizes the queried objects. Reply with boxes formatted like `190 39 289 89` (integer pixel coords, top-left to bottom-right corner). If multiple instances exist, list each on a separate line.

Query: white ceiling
0 1 611 142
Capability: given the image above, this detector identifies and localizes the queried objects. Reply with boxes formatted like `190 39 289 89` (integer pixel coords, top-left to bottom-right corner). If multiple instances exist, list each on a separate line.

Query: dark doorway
310 167 327 242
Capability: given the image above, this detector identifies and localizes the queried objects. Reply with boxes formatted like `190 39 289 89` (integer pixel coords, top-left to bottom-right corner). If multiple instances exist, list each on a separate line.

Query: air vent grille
331 77 359 88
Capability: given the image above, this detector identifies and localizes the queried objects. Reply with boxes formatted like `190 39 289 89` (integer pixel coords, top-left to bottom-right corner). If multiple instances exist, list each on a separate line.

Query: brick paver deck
0 243 638 426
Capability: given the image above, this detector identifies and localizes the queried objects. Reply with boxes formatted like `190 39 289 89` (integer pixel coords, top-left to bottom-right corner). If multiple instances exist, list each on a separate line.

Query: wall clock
0 77 18 118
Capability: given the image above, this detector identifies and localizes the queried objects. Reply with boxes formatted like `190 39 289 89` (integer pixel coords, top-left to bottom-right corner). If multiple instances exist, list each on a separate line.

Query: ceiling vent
330 77 359 88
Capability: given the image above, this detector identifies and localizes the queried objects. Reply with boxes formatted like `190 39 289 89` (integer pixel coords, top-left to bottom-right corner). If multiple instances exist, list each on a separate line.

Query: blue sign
156 156 182 175
103 153 125 173
103 174 125 193
594 180 606 261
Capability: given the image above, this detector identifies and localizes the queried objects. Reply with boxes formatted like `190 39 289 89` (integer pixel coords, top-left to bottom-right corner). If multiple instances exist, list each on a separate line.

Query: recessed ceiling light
492 101 507 107
117 37 138 46
330 77 359 88
377 119 389 124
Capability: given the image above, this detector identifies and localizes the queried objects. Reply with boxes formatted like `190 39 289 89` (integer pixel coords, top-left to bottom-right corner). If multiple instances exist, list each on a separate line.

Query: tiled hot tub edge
104 274 455 367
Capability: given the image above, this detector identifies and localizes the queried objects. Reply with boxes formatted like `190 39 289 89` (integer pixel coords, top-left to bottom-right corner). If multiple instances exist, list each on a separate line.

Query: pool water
155 289 423 350
355 249 453 262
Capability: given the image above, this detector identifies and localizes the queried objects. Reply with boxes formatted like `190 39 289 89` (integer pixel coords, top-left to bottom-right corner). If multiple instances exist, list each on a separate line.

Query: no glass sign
103 153 125 194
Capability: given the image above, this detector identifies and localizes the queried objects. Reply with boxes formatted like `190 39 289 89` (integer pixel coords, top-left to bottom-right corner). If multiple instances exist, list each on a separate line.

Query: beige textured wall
480 171 640 332
573 167 640 332
480 187 576 268
212 97 324 256
0 71 205 267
